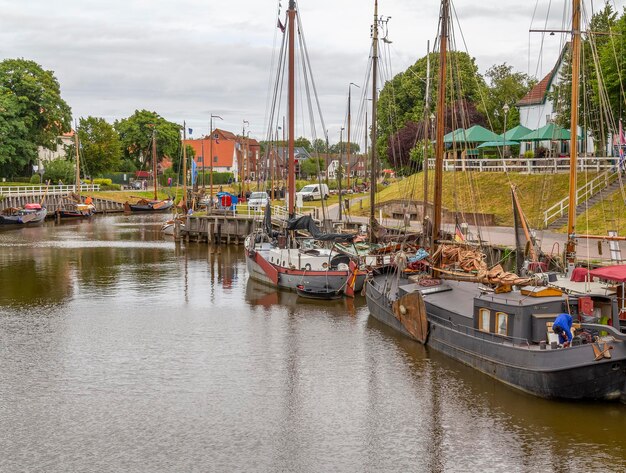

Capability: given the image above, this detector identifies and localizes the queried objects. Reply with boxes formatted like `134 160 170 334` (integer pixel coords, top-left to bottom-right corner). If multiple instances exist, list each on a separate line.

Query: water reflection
0 215 624 472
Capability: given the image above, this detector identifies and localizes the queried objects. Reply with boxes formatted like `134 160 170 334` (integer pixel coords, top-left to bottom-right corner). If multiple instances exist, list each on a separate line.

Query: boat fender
399 305 407 315
304 263 311 271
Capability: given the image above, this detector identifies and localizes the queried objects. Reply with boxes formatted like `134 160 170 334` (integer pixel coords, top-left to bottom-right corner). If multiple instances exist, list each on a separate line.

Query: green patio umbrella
517 122 579 141
443 125 501 144
497 125 533 141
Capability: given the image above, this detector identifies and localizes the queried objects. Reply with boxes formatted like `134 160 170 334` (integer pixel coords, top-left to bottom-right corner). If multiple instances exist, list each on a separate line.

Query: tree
71 117 122 177
329 141 360 154
377 51 487 162
43 158 74 183
294 136 312 152
300 158 326 178
480 63 535 133
312 138 327 153
0 58 72 175
0 90 35 177
114 110 181 170
387 100 487 170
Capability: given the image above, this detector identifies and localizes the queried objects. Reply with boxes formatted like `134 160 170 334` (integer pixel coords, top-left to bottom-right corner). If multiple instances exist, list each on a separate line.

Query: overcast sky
1 0 624 145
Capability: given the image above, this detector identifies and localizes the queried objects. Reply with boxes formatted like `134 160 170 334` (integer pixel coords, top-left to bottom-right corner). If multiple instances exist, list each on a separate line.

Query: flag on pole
618 118 626 169
188 128 193 135
191 159 197 185
454 219 465 242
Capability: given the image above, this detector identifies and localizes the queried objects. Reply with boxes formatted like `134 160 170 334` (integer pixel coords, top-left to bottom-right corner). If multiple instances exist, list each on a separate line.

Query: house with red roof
517 45 569 132
184 133 240 181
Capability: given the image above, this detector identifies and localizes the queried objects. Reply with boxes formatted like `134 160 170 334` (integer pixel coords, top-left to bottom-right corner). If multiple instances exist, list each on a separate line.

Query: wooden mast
369 0 379 241
287 0 296 217
423 40 431 220
433 0 449 273
566 0 581 265
182 122 188 209
74 129 81 197
152 129 158 201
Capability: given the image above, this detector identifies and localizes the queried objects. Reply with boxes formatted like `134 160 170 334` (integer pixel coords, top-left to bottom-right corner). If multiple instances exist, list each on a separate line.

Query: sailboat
126 129 174 212
56 129 96 219
244 0 367 296
365 0 626 401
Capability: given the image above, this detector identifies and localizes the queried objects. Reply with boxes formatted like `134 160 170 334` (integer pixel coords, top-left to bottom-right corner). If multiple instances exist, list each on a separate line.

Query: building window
478 308 490 332
495 312 508 336
213 156 218 163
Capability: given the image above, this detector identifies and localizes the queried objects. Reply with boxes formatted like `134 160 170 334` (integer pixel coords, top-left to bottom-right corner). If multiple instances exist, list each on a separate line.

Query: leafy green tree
43 159 74 183
480 63 535 133
598 5 624 124
300 158 326 178
0 58 72 175
0 90 35 177
294 137 312 152
114 110 181 170
71 117 122 177
329 141 360 154
312 138 327 153
377 51 486 162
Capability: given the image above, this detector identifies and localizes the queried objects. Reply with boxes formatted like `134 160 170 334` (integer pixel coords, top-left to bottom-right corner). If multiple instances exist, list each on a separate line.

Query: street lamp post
502 103 510 172
338 127 344 221
210 114 223 209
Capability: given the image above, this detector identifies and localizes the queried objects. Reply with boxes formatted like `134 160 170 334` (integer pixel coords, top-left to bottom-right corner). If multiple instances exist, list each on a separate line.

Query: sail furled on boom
287 215 356 242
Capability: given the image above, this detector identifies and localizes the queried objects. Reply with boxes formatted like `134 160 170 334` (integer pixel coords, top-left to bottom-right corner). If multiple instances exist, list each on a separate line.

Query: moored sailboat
244 0 367 296
365 0 626 401
127 128 174 213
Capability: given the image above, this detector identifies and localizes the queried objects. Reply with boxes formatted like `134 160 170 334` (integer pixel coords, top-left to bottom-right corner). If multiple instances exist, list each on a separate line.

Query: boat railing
426 156 616 173
0 184 100 196
429 312 532 348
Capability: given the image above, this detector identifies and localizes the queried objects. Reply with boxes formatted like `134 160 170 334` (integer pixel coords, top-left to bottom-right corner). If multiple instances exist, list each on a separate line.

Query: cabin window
478 308 490 332
495 312 508 336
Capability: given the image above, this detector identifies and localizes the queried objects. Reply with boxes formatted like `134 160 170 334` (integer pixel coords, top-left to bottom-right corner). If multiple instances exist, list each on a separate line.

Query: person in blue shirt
552 313 573 347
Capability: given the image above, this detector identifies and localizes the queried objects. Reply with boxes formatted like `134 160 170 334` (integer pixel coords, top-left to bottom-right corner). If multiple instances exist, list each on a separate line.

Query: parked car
297 183 329 201
248 191 270 210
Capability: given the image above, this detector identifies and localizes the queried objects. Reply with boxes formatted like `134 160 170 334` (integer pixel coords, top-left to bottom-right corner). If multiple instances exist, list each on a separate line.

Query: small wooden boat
0 204 48 225
127 198 174 212
296 284 343 300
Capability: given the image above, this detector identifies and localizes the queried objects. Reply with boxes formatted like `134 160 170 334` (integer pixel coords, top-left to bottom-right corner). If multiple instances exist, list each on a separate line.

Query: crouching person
553 313 573 348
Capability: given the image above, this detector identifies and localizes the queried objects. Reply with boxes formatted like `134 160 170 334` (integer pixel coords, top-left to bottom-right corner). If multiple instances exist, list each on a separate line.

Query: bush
197 171 234 185
30 174 42 184
524 150 534 159
93 178 113 186
43 159 75 184
99 183 121 191
535 146 549 159
14 176 33 183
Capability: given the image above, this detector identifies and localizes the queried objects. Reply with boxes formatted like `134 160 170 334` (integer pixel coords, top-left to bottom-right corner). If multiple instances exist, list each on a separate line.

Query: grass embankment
565 187 626 235
353 171 598 230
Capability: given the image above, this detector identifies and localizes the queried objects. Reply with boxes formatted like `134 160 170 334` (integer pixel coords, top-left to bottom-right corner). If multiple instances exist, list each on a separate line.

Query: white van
297 183 329 201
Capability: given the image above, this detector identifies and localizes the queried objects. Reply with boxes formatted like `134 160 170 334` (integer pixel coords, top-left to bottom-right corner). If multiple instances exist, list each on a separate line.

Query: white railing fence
542 170 620 227
0 185 100 196
426 156 617 173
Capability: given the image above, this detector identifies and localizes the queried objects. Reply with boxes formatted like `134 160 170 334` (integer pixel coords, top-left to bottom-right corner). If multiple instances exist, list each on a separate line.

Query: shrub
535 146 549 159
99 183 121 191
43 159 75 184
524 150 534 159
93 178 113 186
30 174 42 184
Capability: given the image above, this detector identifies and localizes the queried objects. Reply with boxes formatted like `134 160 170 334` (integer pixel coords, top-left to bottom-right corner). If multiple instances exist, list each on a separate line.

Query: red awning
589 265 626 283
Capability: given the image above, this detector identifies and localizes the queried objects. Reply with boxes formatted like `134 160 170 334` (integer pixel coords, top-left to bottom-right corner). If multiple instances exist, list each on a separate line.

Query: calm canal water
0 214 625 472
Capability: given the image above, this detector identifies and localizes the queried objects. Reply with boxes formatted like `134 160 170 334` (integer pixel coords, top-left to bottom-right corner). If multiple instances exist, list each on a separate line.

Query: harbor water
0 215 625 472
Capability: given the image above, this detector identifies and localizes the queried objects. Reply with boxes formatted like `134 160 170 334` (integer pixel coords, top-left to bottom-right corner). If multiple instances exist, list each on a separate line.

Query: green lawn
354 171 599 230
